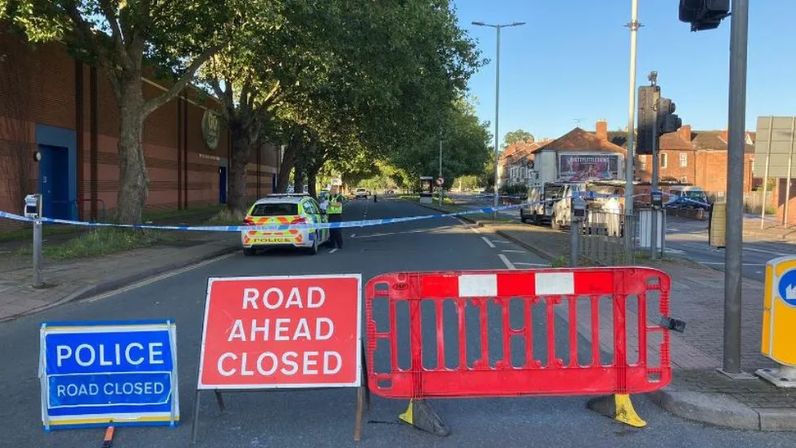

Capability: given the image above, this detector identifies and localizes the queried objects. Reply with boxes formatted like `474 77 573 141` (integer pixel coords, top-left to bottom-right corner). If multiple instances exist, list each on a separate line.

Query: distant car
241 194 329 256
355 188 369 199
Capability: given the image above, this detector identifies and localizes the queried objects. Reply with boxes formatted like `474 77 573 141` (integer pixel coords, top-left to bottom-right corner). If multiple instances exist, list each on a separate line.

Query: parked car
665 186 710 210
355 188 369 199
241 194 329 255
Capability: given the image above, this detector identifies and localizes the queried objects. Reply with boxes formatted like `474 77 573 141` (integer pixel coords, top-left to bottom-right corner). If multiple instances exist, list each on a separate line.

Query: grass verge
16 228 179 260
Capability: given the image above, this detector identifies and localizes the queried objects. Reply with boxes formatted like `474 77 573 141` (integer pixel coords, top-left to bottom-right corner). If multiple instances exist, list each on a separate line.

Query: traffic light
679 0 730 31
636 85 660 155
658 98 682 134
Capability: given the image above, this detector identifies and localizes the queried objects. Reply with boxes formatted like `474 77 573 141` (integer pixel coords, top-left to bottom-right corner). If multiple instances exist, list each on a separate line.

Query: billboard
558 154 620 181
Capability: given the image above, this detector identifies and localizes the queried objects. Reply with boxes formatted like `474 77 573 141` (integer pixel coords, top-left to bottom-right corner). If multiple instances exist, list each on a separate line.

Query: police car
241 194 330 255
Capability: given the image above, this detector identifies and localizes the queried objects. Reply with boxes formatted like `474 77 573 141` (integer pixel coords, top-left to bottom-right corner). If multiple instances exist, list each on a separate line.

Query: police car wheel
243 247 256 256
306 233 319 255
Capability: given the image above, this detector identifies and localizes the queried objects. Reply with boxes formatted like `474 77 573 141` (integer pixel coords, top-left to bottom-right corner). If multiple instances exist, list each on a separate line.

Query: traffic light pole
650 98 659 260
623 0 640 259
722 0 749 377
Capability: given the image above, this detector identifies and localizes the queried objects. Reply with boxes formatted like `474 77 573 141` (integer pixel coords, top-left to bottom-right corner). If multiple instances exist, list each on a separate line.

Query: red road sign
198 274 362 389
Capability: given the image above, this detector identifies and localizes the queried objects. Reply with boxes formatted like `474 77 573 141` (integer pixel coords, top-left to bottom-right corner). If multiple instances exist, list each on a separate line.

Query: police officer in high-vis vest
326 185 345 249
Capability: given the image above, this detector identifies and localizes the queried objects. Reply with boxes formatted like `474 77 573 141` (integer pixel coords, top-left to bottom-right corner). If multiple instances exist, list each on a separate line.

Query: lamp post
472 21 525 214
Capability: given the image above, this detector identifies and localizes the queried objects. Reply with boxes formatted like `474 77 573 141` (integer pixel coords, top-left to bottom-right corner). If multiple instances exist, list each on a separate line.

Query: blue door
219 167 227 204
38 145 70 219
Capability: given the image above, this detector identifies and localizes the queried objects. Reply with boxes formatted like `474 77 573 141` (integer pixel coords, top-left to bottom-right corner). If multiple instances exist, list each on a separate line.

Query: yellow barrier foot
398 399 451 436
586 394 647 428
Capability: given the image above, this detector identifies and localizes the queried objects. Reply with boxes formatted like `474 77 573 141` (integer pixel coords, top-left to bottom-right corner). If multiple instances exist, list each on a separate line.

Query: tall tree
7 0 229 223
504 129 535 147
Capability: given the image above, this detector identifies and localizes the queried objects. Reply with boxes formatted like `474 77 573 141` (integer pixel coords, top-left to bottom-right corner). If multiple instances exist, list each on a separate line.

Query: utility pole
624 0 640 258
722 0 749 376
439 135 443 206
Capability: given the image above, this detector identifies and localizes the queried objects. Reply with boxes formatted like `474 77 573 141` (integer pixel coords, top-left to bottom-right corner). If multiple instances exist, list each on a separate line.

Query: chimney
596 120 608 141
678 124 692 142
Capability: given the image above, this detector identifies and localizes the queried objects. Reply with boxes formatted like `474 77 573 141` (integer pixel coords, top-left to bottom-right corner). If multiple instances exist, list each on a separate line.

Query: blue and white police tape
0 202 530 233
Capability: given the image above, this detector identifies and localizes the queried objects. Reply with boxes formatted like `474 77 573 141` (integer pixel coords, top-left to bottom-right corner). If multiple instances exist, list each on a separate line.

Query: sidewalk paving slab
0 233 239 321
418 200 796 431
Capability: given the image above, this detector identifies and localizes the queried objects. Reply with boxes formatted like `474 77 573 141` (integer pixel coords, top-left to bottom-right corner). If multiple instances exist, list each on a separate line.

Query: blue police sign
39 320 179 430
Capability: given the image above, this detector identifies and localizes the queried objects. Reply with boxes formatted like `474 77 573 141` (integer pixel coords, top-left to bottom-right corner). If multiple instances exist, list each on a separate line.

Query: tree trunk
115 75 149 224
293 164 304 194
307 168 318 198
227 119 252 215
277 134 300 193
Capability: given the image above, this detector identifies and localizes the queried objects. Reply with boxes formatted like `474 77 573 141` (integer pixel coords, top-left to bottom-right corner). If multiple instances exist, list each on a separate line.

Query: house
632 125 757 196
529 121 626 185
497 140 544 188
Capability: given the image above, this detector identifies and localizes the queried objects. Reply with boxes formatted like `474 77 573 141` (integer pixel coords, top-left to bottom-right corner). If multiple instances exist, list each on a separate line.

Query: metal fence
577 210 639 265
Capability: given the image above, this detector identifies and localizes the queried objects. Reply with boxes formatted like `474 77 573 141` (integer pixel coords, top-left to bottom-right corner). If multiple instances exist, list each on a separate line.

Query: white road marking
513 262 551 267
481 236 495 248
329 248 339 254
350 233 357 238
86 252 236 303
665 248 686 254
501 249 526 254
491 239 511 244
497 253 516 270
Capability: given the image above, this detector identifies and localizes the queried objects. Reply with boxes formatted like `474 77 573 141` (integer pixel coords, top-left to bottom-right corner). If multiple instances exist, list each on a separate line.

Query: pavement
0 231 239 321
422 198 796 432
0 199 795 447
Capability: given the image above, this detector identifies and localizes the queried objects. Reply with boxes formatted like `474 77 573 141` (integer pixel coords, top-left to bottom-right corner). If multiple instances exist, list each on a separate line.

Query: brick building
497 140 545 187
609 124 757 196
0 29 279 223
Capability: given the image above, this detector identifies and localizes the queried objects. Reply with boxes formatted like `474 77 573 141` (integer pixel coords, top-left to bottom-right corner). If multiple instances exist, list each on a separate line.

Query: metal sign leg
190 389 201 445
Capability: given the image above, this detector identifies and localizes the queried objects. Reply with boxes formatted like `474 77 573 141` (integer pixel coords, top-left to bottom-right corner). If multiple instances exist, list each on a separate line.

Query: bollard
32 219 43 288
570 217 580 267
570 196 586 266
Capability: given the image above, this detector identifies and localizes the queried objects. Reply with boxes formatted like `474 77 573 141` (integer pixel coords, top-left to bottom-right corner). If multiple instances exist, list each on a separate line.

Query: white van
521 181 586 229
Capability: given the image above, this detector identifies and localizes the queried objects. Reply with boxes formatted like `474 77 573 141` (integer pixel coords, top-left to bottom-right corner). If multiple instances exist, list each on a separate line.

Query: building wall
0 30 277 225
637 150 754 195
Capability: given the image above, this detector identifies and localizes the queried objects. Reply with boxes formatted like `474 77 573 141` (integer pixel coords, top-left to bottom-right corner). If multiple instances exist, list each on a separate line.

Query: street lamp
472 21 525 213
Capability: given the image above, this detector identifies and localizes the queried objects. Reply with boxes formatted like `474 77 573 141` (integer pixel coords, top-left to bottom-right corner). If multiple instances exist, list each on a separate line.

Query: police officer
326 185 345 249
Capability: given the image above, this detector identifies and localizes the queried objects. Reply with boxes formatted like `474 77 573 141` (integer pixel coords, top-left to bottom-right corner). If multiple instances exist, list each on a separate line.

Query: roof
531 127 626 155
254 194 310 204
692 130 756 153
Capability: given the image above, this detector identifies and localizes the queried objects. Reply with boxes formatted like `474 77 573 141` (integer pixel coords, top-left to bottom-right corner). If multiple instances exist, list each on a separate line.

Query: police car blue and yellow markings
40 321 178 428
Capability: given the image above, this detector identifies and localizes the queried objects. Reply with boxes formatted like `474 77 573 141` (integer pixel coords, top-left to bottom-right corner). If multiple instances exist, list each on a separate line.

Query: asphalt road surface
665 216 796 282
457 193 793 282
0 199 792 447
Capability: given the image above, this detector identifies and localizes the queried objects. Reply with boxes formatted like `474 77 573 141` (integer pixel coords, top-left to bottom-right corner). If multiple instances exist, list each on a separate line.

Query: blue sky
454 0 796 145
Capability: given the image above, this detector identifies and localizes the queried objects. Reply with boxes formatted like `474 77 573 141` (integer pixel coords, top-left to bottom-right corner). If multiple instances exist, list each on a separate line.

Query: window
679 152 688 167
661 153 668 169
250 203 298 216
639 156 647 170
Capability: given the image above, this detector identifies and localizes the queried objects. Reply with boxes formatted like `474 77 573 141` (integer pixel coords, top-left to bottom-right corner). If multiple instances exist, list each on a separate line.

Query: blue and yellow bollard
758 255 796 387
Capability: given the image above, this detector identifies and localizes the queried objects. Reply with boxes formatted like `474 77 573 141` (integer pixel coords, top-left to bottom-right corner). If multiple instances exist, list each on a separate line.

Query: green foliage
504 129 535 147
16 228 177 260
451 175 481 191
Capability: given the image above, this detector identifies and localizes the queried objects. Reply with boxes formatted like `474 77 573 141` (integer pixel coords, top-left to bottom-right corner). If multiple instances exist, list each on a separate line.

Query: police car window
251 203 298 216
303 201 318 215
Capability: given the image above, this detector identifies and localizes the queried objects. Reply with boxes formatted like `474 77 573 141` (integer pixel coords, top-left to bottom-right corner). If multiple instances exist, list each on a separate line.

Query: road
664 216 796 282
454 193 792 282
0 199 791 447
